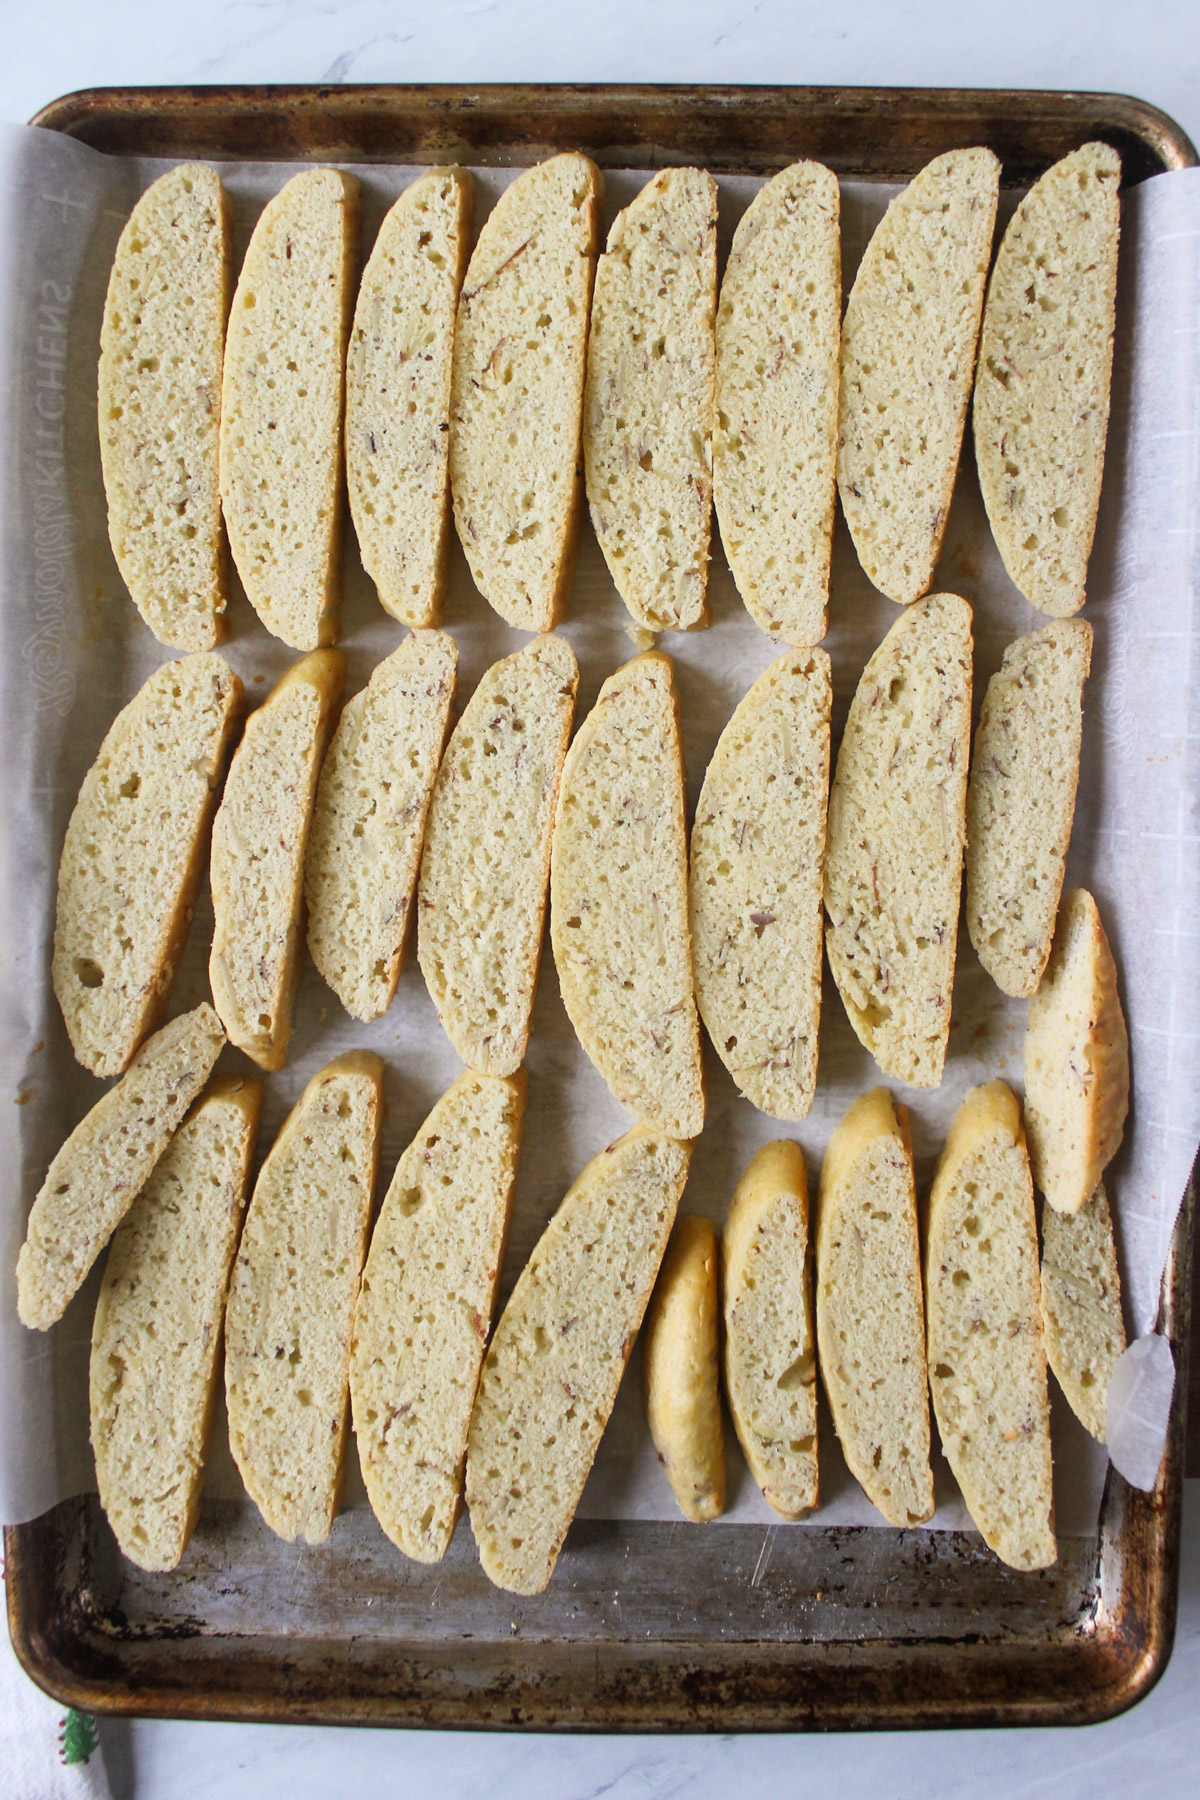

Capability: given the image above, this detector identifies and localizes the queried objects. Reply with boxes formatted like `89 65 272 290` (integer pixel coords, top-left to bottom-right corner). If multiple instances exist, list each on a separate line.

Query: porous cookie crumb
1040 1180 1126 1441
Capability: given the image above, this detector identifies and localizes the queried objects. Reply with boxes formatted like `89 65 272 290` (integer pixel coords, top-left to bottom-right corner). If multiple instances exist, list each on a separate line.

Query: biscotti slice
346 169 473 627
16 1004 226 1331
209 650 345 1069
220 168 360 648
723 1140 818 1517
467 1127 691 1594
583 167 717 633
350 1069 527 1563
1040 1180 1126 1441
824 594 973 1086
98 164 232 650
816 1089 934 1525
550 651 704 1138
926 1080 1056 1570
224 1052 383 1544
90 1074 262 1571
966 619 1092 997
839 149 999 604
53 652 242 1078
1024 888 1129 1215
449 154 603 631
418 635 578 1075
306 631 456 1022
643 1214 725 1522
974 144 1121 617
713 160 840 645
690 647 831 1119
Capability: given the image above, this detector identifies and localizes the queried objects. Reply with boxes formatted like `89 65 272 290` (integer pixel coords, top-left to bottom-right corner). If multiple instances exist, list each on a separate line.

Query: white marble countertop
2 3 1198 1795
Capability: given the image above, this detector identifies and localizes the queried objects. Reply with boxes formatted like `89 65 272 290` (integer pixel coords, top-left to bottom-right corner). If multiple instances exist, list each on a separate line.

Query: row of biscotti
98 140 1119 655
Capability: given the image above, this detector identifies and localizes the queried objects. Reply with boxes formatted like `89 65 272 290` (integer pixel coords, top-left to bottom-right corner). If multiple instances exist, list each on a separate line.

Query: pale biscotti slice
98 164 232 650
824 594 973 1087
466 1127 691 1594
209 650 345 1069
722 1140 818 1518
90 1074 262 1571
816 1089 934 1525
450 154 603 632
220 168 360 649
550 651 704 1138
350 1069 527 1563
1040 1180 1126 1441
53 652 242 1079
1024 889 1129 1215
926 1080 1056 1571
346 169 473 627
690 647 831 1119
418 635 578 1076
975 144 1121 617
306 631 456 1022
16 1005 226 1332
713 160 840 645
643 1214 725 1522
966 619 1092 998
224 1052 383 1544
839 148 1000 604
584 167 718 633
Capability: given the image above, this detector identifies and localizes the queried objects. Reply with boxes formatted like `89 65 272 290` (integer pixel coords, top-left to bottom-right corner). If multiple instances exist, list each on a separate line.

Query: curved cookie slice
1040 1180 1126 1441
98 164 232 650
306 631 456 1022
584 167 717 632
53 651 242 1078
824 593 973 1087
418 634 578 1076
643 1214 725 1522
690 647 830 1119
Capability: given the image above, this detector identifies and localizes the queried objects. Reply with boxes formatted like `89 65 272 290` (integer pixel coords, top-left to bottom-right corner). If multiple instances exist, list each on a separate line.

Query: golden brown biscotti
466 1127 691 1594
346 169 474 627
89 1074 262 1571
926 1080 1056 1571
1040 1180 1126 1441
220 168 361 648
449 154 603 632
224 1052 383 1544
350 1070 526 1563
53 652 242 1078
98 164 232 650
643 1214 725 1522
16 1005 227 1332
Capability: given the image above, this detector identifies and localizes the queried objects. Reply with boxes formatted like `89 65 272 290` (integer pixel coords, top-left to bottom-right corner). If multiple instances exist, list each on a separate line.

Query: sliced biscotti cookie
584 167 717 633
225 1052 383 1544
467 1127 690 1594
550 651 704 1138
53 652 242 1079
98 164 232 650
306 631 456 1022
450 154 603 632
926 1080 1056 1570
975 144 1121 617
418 635 578 1076
690 647 830 1119
816 1089 934 1525
643 1214 725 1522
350 1069 526 1563
346 169 473 627
90 1074 262 1571
1041 1180 1126 1441
220 168 360 649
966 619 1092 997
713 160 840 645
1024 888 1129 1215
839 149 999 604
209 650 345 1069
824 594 973 1087
723 1140 818 1518
16 1005 226 1332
